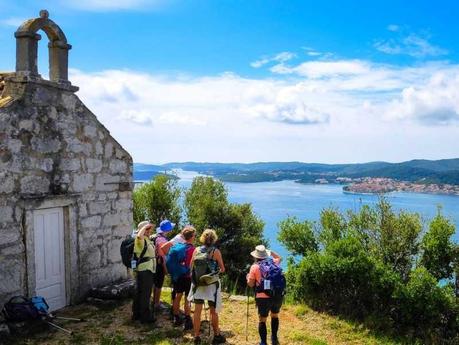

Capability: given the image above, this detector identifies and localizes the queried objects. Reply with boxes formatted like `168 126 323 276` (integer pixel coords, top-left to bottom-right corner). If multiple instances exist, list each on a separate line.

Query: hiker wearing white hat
247 245 284 345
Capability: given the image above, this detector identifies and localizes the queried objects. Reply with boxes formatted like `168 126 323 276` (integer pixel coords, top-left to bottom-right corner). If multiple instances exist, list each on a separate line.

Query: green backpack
192 246 220 286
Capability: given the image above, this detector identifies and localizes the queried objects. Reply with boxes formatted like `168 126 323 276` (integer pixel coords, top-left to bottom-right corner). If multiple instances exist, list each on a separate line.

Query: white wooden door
34 208 66 311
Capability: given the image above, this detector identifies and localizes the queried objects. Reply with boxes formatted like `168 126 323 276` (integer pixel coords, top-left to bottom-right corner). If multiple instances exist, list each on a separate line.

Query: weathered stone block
81 215 101 228
72 173 94 192
7 139 22 153
30 137 61 153
115 199 132 210
109 159 127 174
0 257 24 294
18 119 33 131
88 201 110 215
95 174 120 192
0 172 15 194
84 125 97 138
95 141 103 155
0 206 13 223
20 175 49 194
86 158 102 173
104 142 113 158
61 158 81 171
103 212 122 227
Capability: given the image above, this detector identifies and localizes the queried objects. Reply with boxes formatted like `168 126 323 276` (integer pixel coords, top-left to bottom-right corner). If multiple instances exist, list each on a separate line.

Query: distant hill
134 159 459 185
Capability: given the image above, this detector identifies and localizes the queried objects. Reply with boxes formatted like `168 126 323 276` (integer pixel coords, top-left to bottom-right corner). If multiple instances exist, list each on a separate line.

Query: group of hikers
122 219 285 345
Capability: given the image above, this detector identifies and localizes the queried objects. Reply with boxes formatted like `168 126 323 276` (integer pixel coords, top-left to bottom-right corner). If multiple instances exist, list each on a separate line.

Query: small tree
133 174 182 227
420 210 456 280
185 176 266 290
277 217 318 257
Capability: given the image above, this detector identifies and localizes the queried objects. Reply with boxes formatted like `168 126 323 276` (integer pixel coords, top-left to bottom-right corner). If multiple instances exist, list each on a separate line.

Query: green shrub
279 199 459 342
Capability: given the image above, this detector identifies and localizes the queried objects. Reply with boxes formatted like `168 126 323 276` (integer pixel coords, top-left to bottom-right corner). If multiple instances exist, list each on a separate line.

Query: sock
271 317 279 339
258 322 267 344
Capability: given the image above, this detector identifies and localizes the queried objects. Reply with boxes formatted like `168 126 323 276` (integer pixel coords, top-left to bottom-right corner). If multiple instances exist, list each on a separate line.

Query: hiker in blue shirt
166 225 196 331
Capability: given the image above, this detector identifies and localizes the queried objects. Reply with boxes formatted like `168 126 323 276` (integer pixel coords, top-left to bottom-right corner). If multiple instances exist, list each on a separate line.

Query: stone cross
15 10 72 84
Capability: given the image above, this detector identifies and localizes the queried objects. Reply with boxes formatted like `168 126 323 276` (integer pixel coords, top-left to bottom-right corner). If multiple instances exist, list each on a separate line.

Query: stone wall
0 75 133 308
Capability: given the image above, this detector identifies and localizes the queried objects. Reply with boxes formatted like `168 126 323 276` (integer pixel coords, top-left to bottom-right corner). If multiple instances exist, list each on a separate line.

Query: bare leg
173 292 183 315
210 307 220 335
153 287 161 307
193 303 203 337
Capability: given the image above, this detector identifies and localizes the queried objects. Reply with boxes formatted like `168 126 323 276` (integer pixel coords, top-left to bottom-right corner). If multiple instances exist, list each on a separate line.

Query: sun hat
137 220 152 231
250 245 271 259
156 219 175 233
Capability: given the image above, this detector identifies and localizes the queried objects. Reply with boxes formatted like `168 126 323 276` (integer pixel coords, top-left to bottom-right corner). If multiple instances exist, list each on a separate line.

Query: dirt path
5 294 399 345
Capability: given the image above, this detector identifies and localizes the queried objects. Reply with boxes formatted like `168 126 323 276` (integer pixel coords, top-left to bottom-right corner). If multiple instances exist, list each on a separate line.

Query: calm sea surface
165 170 459 261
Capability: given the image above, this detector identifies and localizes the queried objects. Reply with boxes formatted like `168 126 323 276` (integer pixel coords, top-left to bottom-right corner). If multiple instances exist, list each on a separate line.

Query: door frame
23 196 79 307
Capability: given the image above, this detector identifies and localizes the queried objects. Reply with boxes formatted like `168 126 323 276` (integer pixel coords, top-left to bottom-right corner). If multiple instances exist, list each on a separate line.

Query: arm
246 265 257 288
213 249 225 273
136 225 150 240
270 250 281 263
160 241 173 255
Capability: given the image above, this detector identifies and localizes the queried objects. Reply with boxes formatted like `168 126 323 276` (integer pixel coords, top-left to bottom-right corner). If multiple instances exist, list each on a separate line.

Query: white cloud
61 0 163 11
69 59 459 163
251 52 296 68
0 17 25 27
384 71 459 124
387 24 400 32
375 32 447 58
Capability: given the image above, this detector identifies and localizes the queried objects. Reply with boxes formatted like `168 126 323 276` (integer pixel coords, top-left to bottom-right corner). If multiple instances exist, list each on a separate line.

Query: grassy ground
5 292 403 345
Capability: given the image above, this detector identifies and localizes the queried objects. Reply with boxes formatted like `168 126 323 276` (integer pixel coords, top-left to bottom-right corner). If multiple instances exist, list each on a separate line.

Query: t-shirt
184 244 195 277
154 233 168 260
134 236 156 274
170 234 185 245
247 257 281 298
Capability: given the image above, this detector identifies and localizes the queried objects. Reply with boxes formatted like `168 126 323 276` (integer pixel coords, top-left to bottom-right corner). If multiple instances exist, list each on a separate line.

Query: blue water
166 171 459 261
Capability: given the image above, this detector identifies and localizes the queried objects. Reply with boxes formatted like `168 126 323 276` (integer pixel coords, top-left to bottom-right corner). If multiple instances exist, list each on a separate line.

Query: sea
141 170 459 261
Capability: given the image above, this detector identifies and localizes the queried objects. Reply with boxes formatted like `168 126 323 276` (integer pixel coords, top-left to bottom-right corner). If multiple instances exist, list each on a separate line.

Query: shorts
173 275 191 295
154 263 165 288
255 296 283 317
193 299 216 308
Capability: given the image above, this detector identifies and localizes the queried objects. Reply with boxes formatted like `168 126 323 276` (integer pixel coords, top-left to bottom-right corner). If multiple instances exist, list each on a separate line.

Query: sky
0 0 458 164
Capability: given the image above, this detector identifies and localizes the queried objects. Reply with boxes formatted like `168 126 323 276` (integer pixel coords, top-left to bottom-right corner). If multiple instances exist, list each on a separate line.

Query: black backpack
2 296 39 322
120 236 148 269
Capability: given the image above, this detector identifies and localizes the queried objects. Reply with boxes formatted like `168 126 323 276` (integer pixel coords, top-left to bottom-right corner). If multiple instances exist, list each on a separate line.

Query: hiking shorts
173 275 191 295
255 296 283 317
193 299 216 308
154 263 165 288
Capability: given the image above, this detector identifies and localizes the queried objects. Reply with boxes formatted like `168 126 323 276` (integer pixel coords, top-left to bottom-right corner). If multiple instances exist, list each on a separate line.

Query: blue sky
1 0 458 164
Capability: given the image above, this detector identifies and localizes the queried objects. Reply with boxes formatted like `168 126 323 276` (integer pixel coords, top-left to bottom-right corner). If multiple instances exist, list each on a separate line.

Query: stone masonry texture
0 12 133 310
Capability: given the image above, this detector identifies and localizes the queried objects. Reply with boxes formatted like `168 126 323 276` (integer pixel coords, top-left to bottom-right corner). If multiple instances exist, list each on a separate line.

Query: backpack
31 296 49 315
120 236 148 269
256 259 286 297
192 246 219 287
2 296 39 322
166 242 191 282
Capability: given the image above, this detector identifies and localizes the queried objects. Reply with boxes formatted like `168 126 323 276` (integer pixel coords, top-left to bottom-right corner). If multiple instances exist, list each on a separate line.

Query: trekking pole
245 287 249 342
46 320 73 335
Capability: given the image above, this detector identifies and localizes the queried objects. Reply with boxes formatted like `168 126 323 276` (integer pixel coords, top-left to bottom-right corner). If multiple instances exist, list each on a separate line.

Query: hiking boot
194 336 202 344
184 315 193 331
173 314 183 326
212 333 226 344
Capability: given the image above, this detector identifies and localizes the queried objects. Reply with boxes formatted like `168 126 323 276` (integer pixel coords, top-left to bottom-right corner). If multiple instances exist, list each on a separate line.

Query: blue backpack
256 259 286 297
166 243 191 282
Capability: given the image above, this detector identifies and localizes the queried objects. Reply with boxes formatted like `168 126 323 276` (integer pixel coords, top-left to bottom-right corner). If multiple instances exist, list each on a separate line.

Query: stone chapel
0 11 133 311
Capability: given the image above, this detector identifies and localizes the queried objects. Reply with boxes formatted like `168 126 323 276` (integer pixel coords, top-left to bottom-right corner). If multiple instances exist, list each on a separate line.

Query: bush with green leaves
133 174 182 228
279 198 459 342
185 176 266 290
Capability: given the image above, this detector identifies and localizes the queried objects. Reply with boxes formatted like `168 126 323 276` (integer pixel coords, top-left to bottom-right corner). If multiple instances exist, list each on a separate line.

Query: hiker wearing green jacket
188 229 226 345
132 221 156 324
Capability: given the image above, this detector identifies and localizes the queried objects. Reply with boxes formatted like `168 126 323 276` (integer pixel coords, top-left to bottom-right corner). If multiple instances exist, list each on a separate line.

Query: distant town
340 177 459 196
